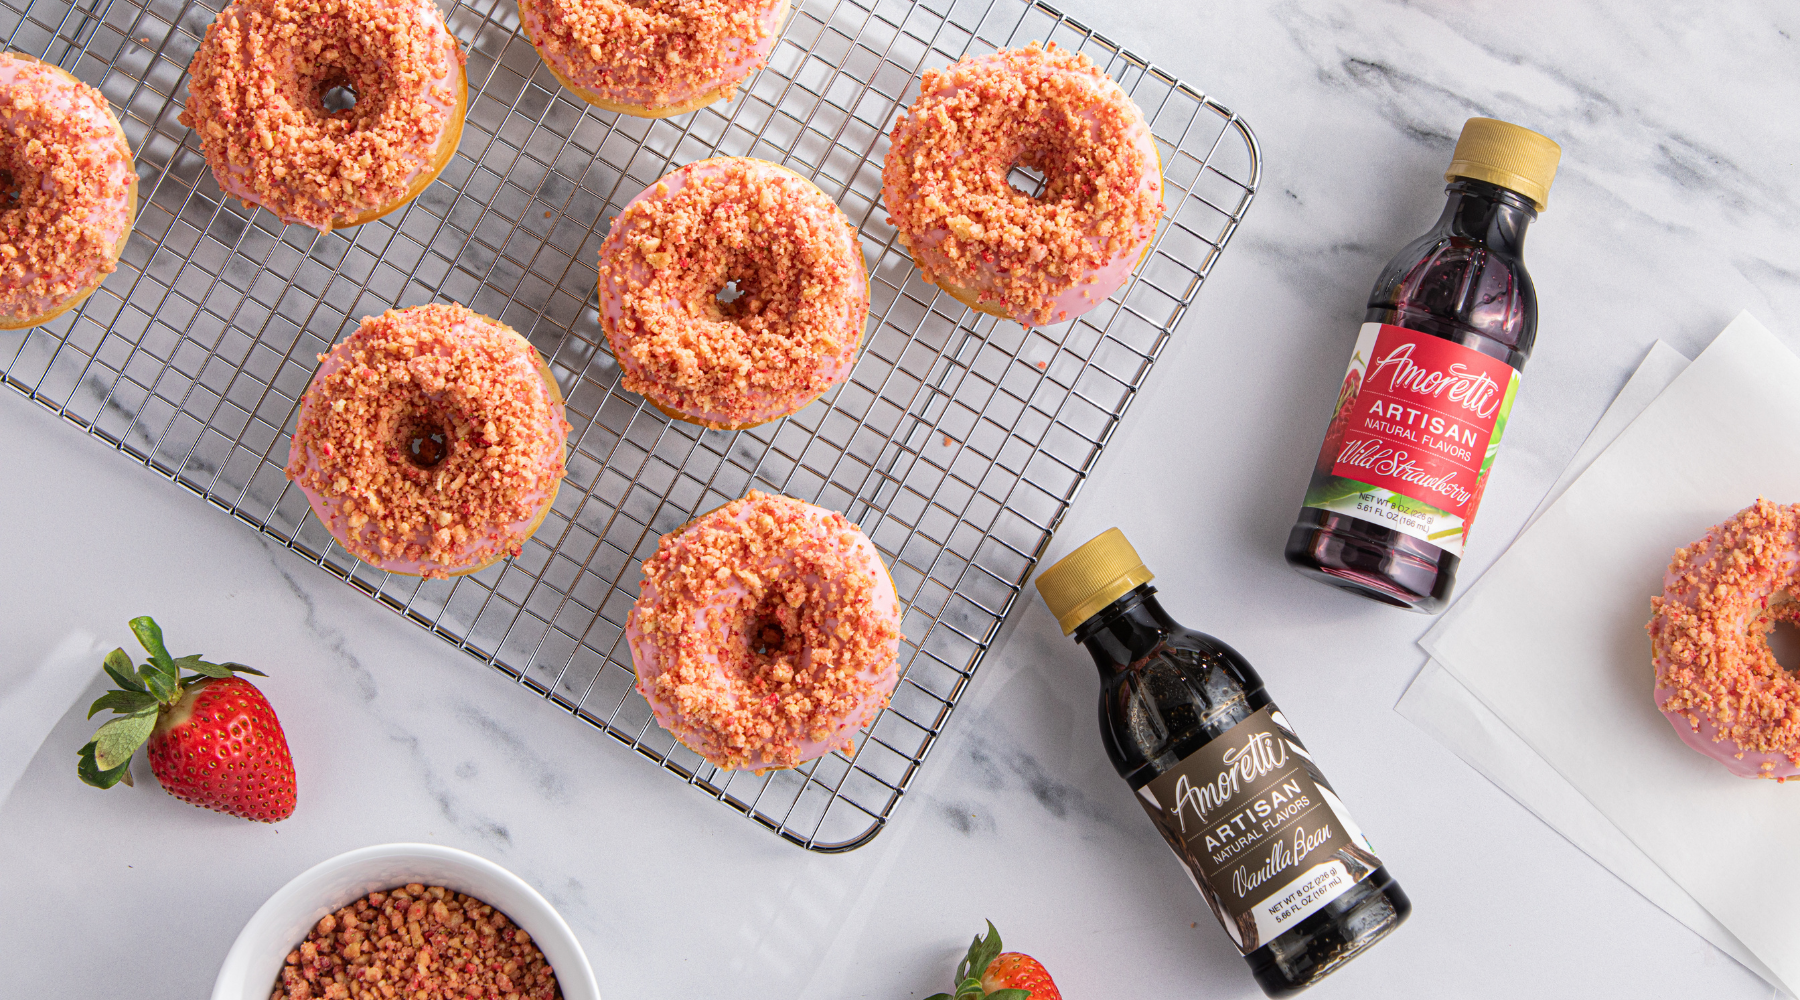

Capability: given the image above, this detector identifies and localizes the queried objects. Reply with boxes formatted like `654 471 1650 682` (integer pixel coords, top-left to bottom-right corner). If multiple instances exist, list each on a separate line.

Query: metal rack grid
0 0 1258 850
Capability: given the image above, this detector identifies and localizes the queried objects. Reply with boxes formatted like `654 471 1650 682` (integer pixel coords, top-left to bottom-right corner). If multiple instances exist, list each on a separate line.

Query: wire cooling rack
1 0 1258 849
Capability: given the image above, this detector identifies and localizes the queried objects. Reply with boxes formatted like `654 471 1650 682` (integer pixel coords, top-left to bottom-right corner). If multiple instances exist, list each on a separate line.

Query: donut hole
395 414 451 469
1012 135 1107 205
1769 619 1800 674
308 68 386 125
0 142 30 209
1006 162 1048 200
711 276 775 324
320 80 359 114
746 597 808 678
715 279 746 313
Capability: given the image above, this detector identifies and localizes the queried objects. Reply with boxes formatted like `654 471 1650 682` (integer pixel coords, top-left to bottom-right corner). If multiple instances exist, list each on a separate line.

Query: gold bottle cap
1445 117 1561 211
1035 528 1155 635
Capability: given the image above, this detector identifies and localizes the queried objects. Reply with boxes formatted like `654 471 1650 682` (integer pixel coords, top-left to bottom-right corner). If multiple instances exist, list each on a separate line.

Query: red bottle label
1305 323 1520 556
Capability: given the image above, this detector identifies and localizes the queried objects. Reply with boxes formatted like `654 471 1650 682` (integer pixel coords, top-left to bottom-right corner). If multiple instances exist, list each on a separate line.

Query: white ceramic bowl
212 842 601 1000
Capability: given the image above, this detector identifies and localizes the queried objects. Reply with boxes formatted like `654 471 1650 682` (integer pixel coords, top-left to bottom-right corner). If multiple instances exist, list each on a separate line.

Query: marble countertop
2 1 1795 997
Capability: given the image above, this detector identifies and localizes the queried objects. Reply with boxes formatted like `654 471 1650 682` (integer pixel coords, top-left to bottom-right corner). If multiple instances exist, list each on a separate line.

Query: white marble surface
2 1 1796 997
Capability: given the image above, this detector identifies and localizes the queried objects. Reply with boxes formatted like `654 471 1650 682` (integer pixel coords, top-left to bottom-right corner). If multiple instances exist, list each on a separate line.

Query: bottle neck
1436 178 1536 256
1071 584 1175 674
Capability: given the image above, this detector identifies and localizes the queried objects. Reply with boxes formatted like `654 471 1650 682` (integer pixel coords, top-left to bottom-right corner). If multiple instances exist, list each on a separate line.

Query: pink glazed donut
285 304 570 578
180 0 467 232
519 0 790 118
597 157 869 430
0 52 137 330
1649 498 1800 779
882 42 1163 327
627 491 902 772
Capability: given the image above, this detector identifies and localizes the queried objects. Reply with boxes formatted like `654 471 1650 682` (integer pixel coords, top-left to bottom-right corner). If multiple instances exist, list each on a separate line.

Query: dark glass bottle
1284 118 1560 613
1038 530 1409 997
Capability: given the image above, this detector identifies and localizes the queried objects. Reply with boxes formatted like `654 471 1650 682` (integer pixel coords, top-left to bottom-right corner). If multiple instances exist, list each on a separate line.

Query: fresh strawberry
77 616 296 822
926 922 1061 1000
982 953 1061 1000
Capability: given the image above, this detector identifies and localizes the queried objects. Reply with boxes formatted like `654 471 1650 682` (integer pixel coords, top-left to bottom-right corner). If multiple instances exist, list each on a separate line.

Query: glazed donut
0 52 136 330
519 0 790 118
627 490 902 772
1648 498 1800 779
180 0 467 232
597 157 869 430
285 303 570 578
882 43 1164 327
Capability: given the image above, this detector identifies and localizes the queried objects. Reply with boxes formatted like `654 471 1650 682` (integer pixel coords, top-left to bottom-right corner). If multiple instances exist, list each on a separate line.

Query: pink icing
625 498 901 771
195 0 463 230
287 312 567 576
881 50 1162 326
0 54 135 323
596 158 867 427
518 0 787 111
1652 529 1800 778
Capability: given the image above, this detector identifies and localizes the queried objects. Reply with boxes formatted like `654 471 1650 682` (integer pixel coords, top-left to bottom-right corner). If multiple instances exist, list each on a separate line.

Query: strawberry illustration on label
1461 466 1490 546
1314 363 1362 476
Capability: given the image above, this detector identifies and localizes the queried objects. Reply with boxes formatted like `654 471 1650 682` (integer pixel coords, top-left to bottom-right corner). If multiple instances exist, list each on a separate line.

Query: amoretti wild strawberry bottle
1037 529 1409 997
1285 118 1560 613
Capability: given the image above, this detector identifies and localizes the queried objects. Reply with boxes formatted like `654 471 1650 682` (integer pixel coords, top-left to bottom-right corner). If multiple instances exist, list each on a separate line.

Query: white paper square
1422 312 1800 991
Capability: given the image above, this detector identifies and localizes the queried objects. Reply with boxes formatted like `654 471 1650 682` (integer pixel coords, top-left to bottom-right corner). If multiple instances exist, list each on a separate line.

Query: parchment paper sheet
1411 312 1800 993
1398 341 1792 990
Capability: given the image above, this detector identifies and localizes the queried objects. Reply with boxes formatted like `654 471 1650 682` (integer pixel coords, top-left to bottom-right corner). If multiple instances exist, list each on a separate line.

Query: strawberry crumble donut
285 303 571 578
180 0 467 232
520 0 790 118
627 491 903 771
882 43 1164 327
0 53 136 330
597 157 869 430
1649 499 1800 779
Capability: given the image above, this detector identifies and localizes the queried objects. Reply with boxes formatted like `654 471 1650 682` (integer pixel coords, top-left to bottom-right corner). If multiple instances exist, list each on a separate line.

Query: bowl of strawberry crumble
212 842 599 1000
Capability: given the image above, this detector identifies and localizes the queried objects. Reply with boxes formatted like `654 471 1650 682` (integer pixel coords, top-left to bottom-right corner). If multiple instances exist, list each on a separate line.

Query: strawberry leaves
91 712 157 769
175 655 265 679
102 648 144 692
77 617 266 791
924 921 1030 1000
77 739 134 788
130 616 177 678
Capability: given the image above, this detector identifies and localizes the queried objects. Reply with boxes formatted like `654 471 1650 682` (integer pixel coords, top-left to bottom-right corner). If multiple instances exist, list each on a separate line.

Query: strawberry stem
77 617 269 792
925 922 1030 1000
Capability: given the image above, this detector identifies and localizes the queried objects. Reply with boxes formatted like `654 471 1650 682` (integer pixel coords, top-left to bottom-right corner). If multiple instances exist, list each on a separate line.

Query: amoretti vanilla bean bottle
1285 117 1561 613
1037 529 1409 997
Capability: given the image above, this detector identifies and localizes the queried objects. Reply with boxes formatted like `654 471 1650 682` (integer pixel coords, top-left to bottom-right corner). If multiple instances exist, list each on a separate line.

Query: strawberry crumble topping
597 158 869 429
1649 498 1800 778
285 303 570 578
180 0 465 232
882 43 1163 326
627 491 902 771
520 0 786 111
0 53 134 323
273 884 559 1000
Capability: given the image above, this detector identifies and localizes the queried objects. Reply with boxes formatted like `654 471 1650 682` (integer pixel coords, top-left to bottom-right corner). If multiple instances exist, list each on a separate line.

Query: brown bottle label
1135 706 1384 954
